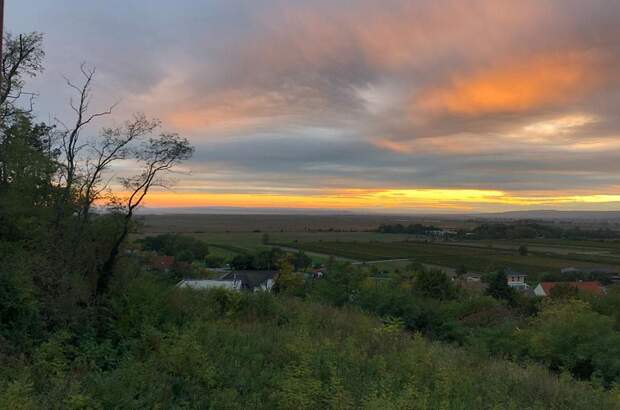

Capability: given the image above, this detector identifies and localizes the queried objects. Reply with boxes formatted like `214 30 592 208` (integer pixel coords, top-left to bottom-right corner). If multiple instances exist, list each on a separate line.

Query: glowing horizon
109 189 620 213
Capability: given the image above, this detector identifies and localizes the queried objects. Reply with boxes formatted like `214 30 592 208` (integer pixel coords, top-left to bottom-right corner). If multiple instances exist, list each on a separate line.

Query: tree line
378 221 620 240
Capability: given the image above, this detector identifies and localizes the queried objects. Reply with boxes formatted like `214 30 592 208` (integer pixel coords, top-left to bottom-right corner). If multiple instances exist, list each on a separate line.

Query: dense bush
524 299 620 385
306 264 620 387
141 233 209 262
1 282 618 409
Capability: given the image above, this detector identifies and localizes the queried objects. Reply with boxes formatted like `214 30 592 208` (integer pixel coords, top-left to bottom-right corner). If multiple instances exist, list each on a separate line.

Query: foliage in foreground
306 264 620 386
1 279 618 409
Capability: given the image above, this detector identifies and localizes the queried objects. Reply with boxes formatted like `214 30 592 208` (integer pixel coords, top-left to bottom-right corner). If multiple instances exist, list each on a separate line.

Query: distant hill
136 206 355 215
469 210 620 221
135 207 620 221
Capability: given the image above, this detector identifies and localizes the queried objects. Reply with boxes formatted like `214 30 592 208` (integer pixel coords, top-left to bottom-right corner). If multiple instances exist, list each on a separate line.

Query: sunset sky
9 1 620 212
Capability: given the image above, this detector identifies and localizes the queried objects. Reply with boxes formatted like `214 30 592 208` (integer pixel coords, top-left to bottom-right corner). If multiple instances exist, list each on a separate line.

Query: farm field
279 240 620 280
458 239 620 255
188 232 415 265
135 214 620 278
137 213 477 234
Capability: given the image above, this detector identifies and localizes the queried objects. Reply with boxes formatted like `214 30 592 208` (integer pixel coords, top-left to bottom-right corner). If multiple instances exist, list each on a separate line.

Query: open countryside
5 1 620 408
138 214 620 281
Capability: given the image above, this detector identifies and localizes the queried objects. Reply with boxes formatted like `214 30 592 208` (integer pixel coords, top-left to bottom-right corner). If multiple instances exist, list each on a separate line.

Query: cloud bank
9 0 620 211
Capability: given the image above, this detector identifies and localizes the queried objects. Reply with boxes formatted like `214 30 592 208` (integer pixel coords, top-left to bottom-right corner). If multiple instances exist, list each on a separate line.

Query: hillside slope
2 279 617 409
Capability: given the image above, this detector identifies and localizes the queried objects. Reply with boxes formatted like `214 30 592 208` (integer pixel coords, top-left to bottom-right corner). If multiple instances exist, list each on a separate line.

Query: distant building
176 271 278 293
176 279 242 291
428 230 458 239
219 270 278 292
505 269 528 290
533 281 606 297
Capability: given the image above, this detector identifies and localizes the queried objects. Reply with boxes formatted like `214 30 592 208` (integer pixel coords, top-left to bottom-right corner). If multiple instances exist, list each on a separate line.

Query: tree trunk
95 212 131 298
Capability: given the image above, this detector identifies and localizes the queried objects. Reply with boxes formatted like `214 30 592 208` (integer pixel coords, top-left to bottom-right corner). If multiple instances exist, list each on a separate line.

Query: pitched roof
504 268 527 277
176 279 242 291
538 281 605 296
220 271 278 290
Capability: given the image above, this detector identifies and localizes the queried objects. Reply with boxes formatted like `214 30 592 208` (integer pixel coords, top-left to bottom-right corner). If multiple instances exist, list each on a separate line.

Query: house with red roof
533 281 605 297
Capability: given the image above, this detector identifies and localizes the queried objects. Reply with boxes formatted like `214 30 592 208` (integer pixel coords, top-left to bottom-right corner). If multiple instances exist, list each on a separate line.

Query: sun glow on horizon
108 189 620 211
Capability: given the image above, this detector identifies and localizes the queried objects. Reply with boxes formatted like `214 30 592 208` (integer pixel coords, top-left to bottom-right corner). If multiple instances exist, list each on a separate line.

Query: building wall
533 284 547 297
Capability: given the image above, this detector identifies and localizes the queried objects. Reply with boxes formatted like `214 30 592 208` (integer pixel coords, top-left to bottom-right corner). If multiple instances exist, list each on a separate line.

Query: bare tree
78 113 160 222
95 133 193 297
55 64 116 222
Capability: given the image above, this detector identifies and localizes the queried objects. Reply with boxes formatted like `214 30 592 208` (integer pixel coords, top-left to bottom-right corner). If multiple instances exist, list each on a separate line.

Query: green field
277 240 620 279
134 229 620 279
135 215 620 279
185 231 414 253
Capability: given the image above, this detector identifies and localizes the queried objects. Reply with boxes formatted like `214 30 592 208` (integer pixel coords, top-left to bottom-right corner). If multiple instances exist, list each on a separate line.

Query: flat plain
137 214 620 278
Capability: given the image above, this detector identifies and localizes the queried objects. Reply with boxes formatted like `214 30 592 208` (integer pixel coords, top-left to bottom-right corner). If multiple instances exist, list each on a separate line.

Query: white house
506 270 528 290
176 279 242 291
176 271 278 293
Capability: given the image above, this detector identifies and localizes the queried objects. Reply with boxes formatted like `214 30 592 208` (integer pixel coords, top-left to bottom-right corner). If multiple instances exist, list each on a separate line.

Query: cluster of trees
229 248 312 272
541 270 618 285
467 222 620 240
303 265 620 387
140 233 209 262
378 221 620 241
0 31 192 354
137 234 315 272
377 223 441 234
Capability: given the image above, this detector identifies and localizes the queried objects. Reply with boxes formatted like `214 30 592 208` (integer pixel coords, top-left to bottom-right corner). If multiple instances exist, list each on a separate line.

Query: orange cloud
374 134 509 155
271 1 544 73
417 52 605 116
373 138 414 154
166 90 290 133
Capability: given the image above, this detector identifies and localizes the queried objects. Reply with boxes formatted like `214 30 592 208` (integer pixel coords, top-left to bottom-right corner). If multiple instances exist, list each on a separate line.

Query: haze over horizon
9 1 620 213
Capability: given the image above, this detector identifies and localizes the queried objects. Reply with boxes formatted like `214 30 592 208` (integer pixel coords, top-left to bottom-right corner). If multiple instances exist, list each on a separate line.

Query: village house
505 269 529 290
219 270 278 292
176 271 279 293
533 281 606 297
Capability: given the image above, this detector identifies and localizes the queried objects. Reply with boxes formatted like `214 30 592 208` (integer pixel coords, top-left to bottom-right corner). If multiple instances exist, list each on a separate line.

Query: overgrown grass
1 279 618 409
